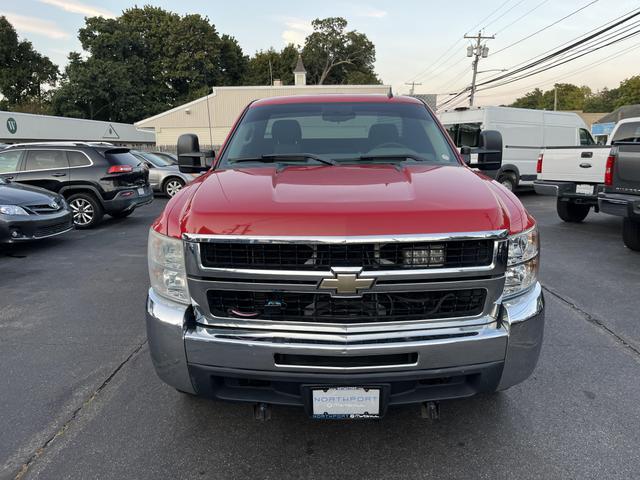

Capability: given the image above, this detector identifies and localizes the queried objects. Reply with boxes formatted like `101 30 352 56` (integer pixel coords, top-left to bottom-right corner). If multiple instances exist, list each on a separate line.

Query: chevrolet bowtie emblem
318 267 374 296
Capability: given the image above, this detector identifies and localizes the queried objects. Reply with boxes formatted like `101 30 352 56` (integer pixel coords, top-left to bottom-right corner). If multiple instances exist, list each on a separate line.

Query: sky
1 0 639 108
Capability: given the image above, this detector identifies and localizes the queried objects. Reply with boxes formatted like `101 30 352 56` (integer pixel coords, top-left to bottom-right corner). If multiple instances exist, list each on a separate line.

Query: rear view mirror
460 146 471 165
467 130 502 171
177 134 214 173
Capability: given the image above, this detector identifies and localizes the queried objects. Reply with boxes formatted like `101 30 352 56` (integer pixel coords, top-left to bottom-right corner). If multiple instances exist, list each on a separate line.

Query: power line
482 0 528 31
490 0 600 56
494 0 550 35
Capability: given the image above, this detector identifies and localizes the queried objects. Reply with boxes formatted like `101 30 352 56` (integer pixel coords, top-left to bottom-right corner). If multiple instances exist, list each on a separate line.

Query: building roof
293 54 306 73
595 104 640 124
251 94 423 107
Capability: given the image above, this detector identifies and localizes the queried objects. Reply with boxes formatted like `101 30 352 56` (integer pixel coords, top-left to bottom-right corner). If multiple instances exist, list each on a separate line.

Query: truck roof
251 94 423 107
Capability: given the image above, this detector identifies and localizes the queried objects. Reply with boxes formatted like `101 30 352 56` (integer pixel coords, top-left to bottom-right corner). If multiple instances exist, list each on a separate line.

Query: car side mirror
177 134 214 173
467 130 502 171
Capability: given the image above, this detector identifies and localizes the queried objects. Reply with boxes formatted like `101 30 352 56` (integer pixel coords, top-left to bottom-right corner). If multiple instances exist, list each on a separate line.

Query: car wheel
110 209 134 219
67 193 103 229
497 173 517 191
164 178 185 197
556 199 590 223
622 218 640 251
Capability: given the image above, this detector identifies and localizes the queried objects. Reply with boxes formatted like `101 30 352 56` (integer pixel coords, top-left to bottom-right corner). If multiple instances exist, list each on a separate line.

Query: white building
0 110 155 146
135 55 389 149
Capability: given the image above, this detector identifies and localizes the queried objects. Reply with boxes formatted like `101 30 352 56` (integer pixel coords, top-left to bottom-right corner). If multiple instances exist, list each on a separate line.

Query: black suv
0 143 153 228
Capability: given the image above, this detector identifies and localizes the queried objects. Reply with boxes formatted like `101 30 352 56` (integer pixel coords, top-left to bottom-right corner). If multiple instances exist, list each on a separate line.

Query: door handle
51 172 67 177
581 151 593 158
579 162 592 168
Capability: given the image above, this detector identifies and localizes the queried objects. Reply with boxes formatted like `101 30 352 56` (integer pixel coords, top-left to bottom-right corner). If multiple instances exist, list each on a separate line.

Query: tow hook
253 402 272 421
421 401 440 421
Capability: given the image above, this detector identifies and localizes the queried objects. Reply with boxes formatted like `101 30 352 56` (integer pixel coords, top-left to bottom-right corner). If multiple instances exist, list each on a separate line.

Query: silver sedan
131 151 201 197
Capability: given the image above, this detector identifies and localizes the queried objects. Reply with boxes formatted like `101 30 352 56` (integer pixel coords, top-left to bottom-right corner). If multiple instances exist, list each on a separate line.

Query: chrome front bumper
145 283 544 397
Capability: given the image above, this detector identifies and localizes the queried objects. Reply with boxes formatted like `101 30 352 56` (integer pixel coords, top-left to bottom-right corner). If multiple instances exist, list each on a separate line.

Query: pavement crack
13 340 148 480
542 285 640 358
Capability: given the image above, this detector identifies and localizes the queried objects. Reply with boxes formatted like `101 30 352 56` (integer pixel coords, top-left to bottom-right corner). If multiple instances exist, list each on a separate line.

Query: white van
437 106 594 190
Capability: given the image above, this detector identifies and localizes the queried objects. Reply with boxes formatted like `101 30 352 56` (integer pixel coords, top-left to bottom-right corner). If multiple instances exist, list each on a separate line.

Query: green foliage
302 17 378 85
512 77 640 113
0 16 59 111
245 45 299 85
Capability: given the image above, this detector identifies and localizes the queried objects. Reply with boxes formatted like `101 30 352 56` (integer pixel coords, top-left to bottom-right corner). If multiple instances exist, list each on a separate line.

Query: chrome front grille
184 231 508 332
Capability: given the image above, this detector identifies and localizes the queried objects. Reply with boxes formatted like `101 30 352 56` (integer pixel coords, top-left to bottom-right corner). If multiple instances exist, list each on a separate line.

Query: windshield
136 151 176 167
219 102 458 167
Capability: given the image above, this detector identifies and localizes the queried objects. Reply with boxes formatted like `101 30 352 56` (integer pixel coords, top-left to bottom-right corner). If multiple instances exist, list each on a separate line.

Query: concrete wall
136 84 390 148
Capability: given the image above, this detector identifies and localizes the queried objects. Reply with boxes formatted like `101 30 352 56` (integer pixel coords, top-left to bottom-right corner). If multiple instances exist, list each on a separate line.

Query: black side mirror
460 146 471 165
177 134 214 173
467 130 502 171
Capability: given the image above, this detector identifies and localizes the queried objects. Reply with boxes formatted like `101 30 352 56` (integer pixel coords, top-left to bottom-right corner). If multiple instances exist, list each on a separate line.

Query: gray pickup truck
598 119 640 250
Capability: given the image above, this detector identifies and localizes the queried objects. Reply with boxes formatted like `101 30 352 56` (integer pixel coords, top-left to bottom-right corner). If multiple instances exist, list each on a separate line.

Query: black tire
163 177 185 197
622 218 640 251
497 172 517 192
67 192 103 229
557 199 590 223
110 209 134 219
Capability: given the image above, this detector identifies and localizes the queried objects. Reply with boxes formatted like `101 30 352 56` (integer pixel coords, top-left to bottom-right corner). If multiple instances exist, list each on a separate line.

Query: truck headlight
0 205 29 216
148 229 190 304
504 225 539 298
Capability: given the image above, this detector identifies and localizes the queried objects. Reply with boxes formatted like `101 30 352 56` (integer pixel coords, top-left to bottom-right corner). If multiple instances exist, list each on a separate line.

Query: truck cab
145 95 544 420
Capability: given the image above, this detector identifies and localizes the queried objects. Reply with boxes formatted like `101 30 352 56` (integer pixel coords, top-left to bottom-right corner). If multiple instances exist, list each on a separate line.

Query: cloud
281 17 312 46
359 8 388 18
2 12 69 39
38 0 116 18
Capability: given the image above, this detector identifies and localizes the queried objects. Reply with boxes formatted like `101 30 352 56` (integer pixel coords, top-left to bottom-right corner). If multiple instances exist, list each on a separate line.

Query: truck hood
170 164 529 237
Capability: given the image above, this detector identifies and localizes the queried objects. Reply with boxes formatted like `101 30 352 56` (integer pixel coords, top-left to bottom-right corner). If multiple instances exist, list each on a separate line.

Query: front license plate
137 187 146 196
311 387 380 419
576 184 594 195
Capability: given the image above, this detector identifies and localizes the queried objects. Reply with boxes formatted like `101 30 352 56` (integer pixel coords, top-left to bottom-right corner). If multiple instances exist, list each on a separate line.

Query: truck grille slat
207 289 487 324
200 240 493 270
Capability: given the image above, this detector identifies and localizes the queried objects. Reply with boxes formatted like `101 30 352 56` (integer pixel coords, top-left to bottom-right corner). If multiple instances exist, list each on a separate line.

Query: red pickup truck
146 94 544 420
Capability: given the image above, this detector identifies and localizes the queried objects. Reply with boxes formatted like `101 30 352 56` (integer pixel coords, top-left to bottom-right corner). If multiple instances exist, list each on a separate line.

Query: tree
302 17 378 85
52 6 247 122
614 76 640 107
583 87 618 112
0 16 59 112
510 88 544 109
245 44 298 85
510 83 590 111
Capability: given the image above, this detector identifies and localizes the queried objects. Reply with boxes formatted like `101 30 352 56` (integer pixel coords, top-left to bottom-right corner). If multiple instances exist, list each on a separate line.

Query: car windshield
220 102 458 168
137 151 175 167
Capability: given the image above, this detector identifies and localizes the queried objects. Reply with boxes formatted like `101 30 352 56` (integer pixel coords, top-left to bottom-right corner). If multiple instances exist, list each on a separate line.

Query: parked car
598 119 640 250
534 117 639 222
151 151 178 164
130 150 199 197
438 106 591 191
0 142 153 228
0 177 73 243
145 94 544 421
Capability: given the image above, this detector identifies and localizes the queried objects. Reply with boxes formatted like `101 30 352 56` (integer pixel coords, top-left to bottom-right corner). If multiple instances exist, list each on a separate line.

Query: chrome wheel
165 179 184 197
69 198 94 226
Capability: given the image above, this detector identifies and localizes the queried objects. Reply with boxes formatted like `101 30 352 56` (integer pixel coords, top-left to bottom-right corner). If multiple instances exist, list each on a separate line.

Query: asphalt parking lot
1 193 639 480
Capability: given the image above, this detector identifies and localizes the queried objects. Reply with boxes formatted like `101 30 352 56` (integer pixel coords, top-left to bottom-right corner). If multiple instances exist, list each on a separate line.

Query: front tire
557 199 590 223
163 178 185 197
497 172 517 192
67 193 103 229
622 218 640 251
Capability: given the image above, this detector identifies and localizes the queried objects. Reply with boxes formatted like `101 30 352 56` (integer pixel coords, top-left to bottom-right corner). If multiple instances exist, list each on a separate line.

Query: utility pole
464 31 495 107
553 86 558 111
405 81 422 95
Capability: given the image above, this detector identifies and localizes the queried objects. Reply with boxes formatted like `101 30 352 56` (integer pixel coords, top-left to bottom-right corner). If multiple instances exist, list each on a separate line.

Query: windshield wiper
354 154 428 162
229 153 337 166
